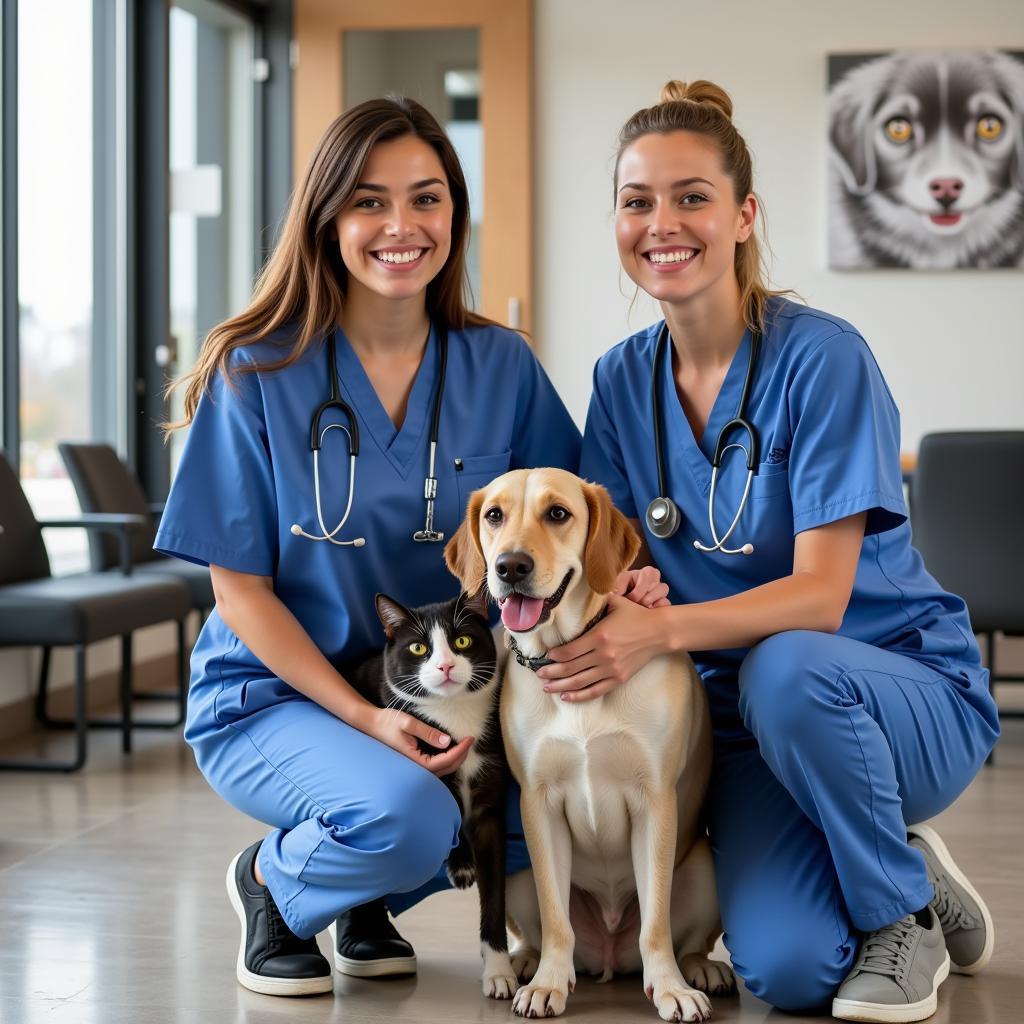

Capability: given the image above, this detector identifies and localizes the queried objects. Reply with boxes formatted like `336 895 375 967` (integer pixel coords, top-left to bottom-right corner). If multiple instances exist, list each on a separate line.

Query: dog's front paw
481 948 518 1000
512 962 575 1018
679 953 736 996
510 943 540 982
645 968 712 1023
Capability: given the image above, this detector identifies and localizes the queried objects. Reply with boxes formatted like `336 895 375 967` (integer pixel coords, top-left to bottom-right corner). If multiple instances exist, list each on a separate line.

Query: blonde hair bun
658 79 733 120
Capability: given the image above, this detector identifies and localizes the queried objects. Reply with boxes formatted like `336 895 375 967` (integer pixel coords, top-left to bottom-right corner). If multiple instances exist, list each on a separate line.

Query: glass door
168 0 257 473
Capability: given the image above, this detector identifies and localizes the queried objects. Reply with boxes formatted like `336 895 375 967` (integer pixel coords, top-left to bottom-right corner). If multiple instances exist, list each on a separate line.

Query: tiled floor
0 708 1020 1024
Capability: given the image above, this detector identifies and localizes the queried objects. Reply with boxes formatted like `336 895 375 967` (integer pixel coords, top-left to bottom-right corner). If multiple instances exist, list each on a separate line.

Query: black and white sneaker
328 899 417 978
226 841 333 996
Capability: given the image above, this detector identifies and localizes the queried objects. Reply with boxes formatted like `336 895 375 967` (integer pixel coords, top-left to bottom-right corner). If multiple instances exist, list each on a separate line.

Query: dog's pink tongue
501 594 545 632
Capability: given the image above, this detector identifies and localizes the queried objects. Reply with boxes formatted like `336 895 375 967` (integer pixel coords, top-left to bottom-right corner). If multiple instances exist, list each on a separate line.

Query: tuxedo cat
342 589 518 999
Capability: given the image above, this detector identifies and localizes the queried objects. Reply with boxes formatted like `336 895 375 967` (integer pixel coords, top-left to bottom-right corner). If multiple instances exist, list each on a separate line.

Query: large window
17 0 122 573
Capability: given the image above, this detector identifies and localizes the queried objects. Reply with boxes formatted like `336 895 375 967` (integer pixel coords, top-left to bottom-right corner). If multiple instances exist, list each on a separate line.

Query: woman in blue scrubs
157 97 580 996
538 80 999 1023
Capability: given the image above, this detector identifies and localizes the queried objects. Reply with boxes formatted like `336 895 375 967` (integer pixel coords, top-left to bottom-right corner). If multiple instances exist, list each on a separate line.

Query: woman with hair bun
537 80 998 1022
156 96 581 997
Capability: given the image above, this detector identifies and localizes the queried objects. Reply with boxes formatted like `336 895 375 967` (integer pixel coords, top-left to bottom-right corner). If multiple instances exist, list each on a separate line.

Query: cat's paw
482 948 518 1000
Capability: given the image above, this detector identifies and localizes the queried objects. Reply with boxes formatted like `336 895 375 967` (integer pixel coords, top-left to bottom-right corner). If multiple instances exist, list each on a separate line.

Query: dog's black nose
495 550 534 581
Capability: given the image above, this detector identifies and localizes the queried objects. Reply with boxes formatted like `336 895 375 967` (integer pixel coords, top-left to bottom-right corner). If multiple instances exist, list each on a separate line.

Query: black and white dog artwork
828 50 1024 269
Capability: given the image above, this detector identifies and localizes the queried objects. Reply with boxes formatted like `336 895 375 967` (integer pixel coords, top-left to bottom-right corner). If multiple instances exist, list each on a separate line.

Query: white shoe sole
225 851 334 997
832 952 949 1023
909 823 995 974
326 920 418 978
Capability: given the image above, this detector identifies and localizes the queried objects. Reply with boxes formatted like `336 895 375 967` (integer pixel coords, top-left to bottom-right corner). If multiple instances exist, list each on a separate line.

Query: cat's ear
461 586 490 621
375 593 414 639
444 488 486 593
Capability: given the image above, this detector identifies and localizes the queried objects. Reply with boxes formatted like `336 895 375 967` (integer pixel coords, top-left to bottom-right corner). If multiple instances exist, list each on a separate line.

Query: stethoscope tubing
647 322 762 554
292 326 448 548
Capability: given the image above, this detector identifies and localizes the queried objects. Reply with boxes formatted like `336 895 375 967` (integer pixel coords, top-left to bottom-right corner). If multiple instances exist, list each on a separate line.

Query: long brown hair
615 79 791 332
166 95 494 433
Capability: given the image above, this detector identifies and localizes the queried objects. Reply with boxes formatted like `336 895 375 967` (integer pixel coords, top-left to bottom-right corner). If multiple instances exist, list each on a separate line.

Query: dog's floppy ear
828 60 885 196
375 593 414 640
582 481 641 596
444 488 487 593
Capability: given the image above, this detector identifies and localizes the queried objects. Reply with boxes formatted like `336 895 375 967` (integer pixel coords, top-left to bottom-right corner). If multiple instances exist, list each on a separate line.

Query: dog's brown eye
484 507 503 524
884 118 913 144
548 505 571 523
976 115 1003 142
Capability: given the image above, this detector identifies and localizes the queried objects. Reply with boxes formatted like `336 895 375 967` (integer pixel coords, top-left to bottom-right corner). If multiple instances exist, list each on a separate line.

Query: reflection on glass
343 29 482 306
18 0 94 573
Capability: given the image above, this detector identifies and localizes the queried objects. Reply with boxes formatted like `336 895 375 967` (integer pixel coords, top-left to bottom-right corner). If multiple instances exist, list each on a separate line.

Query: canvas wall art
827 50 1024 270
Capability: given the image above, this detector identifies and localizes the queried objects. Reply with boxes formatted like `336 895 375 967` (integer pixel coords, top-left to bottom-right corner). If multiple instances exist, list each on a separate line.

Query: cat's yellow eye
454 635 473 650
408 642 428 657
977 115 1003 141
884 118 913 144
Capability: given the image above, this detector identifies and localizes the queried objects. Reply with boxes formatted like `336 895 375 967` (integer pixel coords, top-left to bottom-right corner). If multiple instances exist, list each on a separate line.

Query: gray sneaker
908 823 994 974
832 907 949 1023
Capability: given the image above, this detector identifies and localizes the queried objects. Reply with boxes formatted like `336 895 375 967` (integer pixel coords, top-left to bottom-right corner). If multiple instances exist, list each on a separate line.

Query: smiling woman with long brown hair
155 95 581 998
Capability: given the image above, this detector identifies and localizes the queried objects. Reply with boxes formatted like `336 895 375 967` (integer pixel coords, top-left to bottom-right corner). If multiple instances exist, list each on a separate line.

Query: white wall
534 0 1024 446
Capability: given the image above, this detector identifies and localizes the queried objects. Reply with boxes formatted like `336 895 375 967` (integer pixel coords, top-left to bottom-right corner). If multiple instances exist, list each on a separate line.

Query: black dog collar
506 605 609 673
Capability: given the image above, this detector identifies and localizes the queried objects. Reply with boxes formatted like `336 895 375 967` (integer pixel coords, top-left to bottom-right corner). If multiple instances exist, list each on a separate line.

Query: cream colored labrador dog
445 468 734 1022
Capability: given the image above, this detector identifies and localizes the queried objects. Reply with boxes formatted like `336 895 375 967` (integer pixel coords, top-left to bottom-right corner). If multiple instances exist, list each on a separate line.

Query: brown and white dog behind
444 468 734 1022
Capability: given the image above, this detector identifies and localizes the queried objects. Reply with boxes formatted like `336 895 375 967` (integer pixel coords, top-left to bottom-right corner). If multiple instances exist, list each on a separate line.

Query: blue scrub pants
708 630 999 1012
190 696 529 939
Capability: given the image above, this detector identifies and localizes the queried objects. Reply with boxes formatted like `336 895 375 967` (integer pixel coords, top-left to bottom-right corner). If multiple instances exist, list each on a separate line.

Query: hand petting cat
360 706 474 777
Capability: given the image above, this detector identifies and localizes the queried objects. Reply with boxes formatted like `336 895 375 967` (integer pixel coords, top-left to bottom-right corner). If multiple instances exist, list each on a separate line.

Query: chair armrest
36 513 149 575
149 501 165 522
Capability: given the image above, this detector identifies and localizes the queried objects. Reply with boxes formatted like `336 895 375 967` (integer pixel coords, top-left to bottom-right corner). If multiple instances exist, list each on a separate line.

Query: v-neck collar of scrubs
659 322 753 493
332 325 438 478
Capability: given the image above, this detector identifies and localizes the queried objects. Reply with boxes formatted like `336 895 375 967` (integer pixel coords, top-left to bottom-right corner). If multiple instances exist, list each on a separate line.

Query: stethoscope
289 326 448 548
645 322 762 555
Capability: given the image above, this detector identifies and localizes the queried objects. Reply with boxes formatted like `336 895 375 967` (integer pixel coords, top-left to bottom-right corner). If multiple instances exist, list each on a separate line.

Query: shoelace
856 916 917 979
264 890 317 955
932 874 977 931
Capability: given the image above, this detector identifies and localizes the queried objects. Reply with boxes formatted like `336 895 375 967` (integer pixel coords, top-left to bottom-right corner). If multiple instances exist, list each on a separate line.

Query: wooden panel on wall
291 0 533 333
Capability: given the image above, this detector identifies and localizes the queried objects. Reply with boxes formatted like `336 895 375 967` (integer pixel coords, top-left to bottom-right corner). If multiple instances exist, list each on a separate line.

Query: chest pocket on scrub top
454 450 512 518
751 461 790 501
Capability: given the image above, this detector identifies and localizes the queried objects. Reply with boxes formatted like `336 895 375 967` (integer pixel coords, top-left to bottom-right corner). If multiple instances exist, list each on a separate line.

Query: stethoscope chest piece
645 495 681 539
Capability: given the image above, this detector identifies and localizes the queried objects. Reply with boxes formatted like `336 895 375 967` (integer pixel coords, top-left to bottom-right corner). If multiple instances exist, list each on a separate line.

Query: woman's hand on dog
363 706 475 776
537 592 671 702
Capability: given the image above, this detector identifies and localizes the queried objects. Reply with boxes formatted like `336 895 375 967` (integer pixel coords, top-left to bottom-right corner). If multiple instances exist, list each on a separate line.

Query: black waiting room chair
0 452 190 772
59 442 214 714
909 431 1024 723
58 442 214 617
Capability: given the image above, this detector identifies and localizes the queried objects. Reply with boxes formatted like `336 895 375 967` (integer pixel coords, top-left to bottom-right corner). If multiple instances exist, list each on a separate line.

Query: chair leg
121 634 133 754
0 644 89 773
132 618 189 727
41 627 184 731
33 647 52 725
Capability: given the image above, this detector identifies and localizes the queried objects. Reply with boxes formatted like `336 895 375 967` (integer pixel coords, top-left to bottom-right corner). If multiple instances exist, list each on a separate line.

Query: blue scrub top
156 322 581 727
580 298 987 730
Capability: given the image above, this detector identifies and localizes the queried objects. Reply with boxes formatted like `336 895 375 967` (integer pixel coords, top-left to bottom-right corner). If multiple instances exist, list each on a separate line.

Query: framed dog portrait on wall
827 50 1024 270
